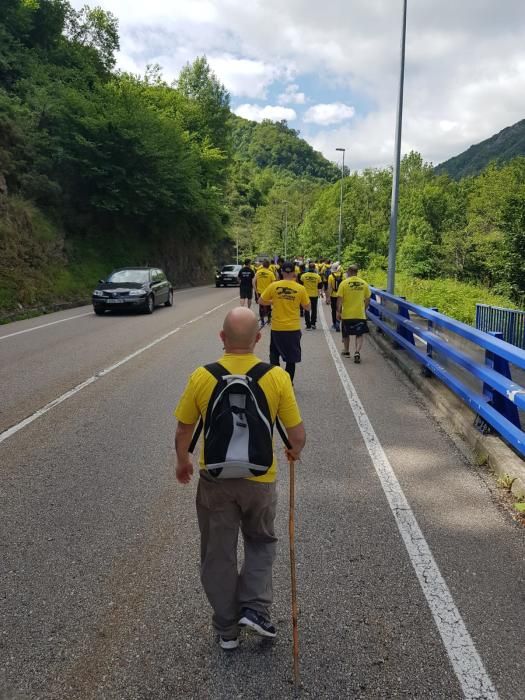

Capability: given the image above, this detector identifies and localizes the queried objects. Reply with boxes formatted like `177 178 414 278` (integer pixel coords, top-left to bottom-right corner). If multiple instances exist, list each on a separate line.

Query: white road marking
0 312 92 340
320 308 498 700
0 298 236 446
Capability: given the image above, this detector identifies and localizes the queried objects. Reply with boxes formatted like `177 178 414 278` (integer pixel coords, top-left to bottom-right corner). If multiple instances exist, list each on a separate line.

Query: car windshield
107 270 150 284
222 266 237 272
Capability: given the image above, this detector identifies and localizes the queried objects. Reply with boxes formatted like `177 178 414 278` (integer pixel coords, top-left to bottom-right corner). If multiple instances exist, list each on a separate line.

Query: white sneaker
219 636 239 650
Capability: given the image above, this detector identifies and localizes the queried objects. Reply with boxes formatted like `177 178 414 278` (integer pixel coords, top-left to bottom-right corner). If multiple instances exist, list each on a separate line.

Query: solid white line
0 297 236 446
0 312 93 340
319 308 498 700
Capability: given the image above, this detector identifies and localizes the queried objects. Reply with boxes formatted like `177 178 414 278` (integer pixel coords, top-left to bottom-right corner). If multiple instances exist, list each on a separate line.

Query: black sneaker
239 608 276 638
354 352 361 364
342 351 350 357
219 636 239 650
311 324 316 329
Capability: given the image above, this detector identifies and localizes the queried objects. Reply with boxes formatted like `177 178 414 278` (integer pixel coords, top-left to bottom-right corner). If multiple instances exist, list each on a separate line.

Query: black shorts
322 281 328 290
270 330 302 363
341 319 369 338
240 286 253 300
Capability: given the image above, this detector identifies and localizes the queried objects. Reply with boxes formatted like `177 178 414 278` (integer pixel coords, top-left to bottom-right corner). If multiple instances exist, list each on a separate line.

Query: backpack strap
204 362 231 381
247 363 292 450
188 363 231 454
246 361 273 383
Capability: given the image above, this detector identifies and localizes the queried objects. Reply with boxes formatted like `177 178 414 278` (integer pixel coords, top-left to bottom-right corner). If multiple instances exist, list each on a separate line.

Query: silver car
215 264 242 287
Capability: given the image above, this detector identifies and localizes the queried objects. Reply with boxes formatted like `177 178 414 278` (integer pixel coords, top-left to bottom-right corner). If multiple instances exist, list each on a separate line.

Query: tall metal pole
284 200 288 259
387 0 407 294
336 147 345 260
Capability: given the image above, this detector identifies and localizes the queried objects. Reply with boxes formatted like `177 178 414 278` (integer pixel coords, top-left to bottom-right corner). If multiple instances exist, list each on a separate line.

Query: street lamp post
387 0 408 294
283 200 289 259
336 147 345 260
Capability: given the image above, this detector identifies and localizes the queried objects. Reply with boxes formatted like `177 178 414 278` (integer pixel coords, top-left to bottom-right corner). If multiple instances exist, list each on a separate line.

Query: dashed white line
0 312 92 340
320 307 498 700
0 297 236 446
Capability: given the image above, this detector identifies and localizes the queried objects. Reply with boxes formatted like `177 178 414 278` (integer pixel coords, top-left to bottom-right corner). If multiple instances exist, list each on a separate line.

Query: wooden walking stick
288 457 300 690
277 421 300 690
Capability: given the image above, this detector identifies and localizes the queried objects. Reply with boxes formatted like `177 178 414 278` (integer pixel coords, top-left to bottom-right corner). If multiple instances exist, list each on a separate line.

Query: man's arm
336 296 343 319
285 422 306 462
175 420 196 484
300 287 311 311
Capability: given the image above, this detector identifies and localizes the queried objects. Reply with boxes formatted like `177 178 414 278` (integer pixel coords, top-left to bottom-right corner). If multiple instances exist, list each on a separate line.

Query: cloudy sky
71 0 525 171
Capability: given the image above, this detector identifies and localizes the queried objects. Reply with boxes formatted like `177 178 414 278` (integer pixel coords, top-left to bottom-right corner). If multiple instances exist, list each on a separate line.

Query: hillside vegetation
0 0 336 318
296 153 525 306
435 119 525 179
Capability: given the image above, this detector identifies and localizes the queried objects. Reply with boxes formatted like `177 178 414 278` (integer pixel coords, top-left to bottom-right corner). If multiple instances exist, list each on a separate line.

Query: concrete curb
369 328 525 500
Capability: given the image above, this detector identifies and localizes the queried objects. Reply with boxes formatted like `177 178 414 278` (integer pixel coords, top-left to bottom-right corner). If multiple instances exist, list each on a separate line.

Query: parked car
92 267 173 315
215 264 242 287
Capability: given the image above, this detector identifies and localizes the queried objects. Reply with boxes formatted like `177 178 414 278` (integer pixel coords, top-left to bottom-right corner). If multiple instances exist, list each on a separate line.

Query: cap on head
281 261 295 273
331 262 341 273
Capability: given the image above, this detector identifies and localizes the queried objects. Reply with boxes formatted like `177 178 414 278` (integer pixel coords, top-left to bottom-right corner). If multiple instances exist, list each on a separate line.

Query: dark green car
92 267 173 315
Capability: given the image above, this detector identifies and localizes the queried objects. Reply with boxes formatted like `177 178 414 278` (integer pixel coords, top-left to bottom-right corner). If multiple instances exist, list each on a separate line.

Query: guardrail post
482 331 521 430
397 296 415 346
422 307 438 377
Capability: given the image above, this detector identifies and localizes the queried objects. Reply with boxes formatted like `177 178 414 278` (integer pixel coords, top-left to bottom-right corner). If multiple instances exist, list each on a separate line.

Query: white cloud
278 84 306 105
304 103 355 126
207 56 282 99
234 104 297 123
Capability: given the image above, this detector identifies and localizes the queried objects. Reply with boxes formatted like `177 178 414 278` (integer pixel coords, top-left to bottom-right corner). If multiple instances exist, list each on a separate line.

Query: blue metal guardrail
367 288 525 459
476 304 525 350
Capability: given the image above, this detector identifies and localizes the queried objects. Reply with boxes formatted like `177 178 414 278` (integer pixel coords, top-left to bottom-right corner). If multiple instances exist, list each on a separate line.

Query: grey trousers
196 476 278 638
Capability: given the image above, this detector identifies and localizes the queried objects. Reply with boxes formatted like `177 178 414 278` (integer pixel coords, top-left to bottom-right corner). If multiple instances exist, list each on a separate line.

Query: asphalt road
1 287 524 699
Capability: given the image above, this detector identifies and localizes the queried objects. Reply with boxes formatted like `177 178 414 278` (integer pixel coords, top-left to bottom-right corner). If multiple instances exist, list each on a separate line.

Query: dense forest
1 0 524 322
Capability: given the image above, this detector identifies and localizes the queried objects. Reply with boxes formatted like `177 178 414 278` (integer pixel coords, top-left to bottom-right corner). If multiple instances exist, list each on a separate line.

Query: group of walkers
173 255 372 654
237 256 371 376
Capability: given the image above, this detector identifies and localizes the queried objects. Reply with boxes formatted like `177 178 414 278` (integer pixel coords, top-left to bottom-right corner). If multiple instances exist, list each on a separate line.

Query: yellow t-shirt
254 268 276 294
328 273 344 297
269 263 280 278
301 271 322 298
337 276 371 319
259 280 310 331
174 354 302 483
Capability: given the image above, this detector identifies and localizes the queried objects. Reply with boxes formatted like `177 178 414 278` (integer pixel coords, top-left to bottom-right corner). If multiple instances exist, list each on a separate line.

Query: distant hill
435 118 525 179
230 115 340 182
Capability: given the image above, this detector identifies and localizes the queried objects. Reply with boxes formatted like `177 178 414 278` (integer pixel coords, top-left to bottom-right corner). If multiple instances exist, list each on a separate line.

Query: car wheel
165 289 173 307
94 307 105 315
144 294 155 314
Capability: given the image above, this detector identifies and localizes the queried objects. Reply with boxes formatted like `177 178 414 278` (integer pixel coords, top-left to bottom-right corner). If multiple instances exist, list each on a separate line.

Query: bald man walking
174 307 306 650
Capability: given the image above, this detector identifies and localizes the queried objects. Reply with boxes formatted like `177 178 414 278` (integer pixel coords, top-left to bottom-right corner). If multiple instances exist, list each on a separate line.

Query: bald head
221 307 260 353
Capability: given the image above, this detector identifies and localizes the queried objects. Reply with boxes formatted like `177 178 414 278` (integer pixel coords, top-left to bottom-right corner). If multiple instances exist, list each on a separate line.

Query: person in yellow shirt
320 258 331 301
174 307 306 649
300 261 322 329
258 261 310 383
336 264 371 362
253 259 276 327
327 263 344 331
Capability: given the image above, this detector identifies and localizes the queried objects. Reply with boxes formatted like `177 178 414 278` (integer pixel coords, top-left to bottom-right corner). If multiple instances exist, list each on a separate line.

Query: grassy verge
362 270 518 325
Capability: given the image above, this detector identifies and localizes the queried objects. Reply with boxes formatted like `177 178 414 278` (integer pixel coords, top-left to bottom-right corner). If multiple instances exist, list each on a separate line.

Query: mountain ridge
435 118 525 179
